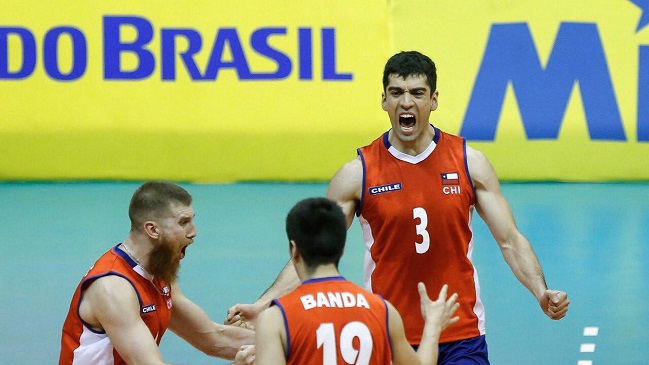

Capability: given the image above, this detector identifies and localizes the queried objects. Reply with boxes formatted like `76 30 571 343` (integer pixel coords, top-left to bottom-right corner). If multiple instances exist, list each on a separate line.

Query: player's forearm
204 324 255 359
256 260 300 308
416 323 442 365
501 233 547 299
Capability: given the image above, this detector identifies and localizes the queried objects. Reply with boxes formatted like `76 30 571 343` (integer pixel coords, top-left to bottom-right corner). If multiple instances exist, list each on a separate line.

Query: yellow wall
390 0 649 181
1 1 647 181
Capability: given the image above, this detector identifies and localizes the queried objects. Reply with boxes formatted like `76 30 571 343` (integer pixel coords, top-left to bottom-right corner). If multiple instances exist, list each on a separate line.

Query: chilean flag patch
441 172 459 185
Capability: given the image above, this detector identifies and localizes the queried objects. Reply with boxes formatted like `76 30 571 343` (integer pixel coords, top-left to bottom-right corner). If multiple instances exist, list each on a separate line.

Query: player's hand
418 283 460 331
232 344 255 365
225 304 259 330
539 290 569 320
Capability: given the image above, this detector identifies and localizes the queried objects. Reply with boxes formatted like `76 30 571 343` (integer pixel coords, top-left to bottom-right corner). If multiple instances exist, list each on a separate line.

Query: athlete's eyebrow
386 86 428 94
386 86 405 92
177 210 195 221
181 212 195 219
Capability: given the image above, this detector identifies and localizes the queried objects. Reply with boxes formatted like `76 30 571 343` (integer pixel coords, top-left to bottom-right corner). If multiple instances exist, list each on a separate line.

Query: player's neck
302 264 340 281
389 125 435 156
121 238 150 270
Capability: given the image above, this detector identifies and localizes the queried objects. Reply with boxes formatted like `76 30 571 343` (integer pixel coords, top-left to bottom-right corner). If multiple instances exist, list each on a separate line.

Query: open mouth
399 114 416 128
181 240 194 259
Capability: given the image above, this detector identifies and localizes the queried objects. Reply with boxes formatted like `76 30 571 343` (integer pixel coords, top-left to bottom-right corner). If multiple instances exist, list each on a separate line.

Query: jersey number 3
317 322 373 364
413 207 430 254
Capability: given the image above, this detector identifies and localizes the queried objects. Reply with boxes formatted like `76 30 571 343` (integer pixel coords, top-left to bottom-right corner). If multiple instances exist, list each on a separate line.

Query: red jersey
59 245 173 365
357 128 484 344
273 276 392 365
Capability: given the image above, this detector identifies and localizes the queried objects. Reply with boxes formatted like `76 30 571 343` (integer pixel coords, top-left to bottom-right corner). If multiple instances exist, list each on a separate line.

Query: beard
148 238 180 284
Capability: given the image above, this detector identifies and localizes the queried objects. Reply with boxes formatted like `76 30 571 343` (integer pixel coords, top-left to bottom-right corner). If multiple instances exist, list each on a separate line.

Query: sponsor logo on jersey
142 304 157 313
368 183 402 195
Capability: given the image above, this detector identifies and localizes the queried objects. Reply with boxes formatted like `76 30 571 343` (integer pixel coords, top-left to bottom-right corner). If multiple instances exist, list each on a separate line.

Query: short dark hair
128 181 192 231
285 197 347 268
382 50 437 92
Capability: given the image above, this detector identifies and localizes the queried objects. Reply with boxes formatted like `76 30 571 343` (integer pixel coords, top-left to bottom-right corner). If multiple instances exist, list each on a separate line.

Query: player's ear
289 240 301 262
289 240 297 257
144 222 159 239
430 90 439 111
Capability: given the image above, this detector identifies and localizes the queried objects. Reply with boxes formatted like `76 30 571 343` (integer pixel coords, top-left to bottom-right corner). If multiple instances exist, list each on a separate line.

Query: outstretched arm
225 260 300 328
169 282 255 360
228 345 256 365
226 157 363 327
468 146 569 319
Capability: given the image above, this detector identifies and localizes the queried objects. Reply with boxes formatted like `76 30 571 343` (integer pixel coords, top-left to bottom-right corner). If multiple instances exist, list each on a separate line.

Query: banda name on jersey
300 291 370 310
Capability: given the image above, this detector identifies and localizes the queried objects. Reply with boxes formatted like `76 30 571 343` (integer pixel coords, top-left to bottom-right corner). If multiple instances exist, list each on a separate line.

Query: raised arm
467 146 569 319
391 284 460 365
169 282 254 360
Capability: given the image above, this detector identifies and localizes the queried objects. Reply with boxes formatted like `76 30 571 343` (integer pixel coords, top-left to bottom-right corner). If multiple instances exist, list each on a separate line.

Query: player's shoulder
465 144 484 159
343 155 363 169
258 303 284 331
465 145 499 188
84 273 136 298
331 157 362 181
466 145 491 171
80 274 139 323
260 303 282 318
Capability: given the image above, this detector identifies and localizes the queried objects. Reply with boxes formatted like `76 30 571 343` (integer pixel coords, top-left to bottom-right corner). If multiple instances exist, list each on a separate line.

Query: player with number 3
227 51 570 364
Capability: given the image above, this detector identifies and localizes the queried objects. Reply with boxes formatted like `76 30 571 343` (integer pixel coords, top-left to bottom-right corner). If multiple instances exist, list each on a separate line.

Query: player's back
273 276 392 365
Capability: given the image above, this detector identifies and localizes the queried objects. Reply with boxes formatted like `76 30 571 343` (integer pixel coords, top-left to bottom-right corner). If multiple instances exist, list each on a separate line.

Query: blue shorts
414 335 490 365
438 335 490 365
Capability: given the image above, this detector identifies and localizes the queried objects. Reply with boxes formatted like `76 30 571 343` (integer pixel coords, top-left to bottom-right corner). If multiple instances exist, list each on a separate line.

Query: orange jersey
59 245 173 365
274 276 392 365
357 128 484 344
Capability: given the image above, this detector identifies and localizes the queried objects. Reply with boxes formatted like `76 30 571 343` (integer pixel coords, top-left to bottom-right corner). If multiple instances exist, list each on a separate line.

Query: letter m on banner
460 23 625 141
